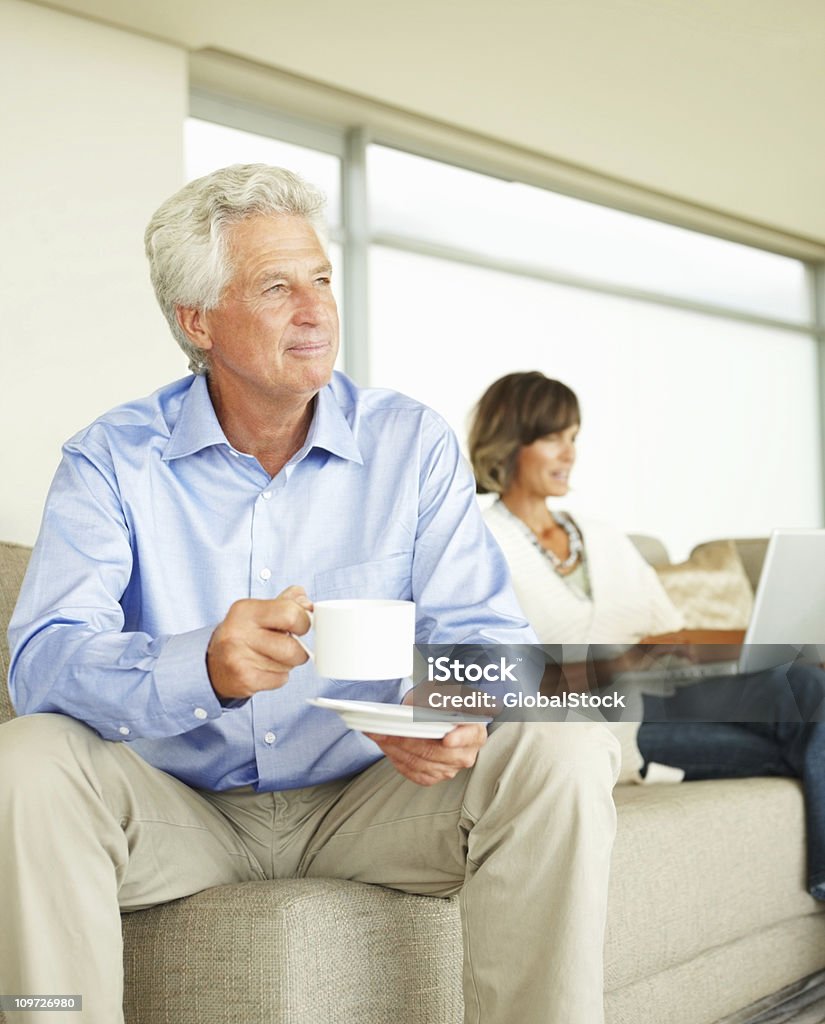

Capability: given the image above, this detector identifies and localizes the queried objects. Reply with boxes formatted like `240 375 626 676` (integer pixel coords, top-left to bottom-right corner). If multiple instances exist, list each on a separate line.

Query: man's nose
291 285 324 324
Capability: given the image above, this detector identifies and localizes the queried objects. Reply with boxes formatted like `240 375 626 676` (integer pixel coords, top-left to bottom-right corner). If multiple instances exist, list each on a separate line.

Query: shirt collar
162 375 230 462
297 380 363 465
162 374 363 465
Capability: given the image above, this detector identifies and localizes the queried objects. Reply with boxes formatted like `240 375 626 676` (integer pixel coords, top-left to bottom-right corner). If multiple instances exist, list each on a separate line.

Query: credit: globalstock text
426 691 627 710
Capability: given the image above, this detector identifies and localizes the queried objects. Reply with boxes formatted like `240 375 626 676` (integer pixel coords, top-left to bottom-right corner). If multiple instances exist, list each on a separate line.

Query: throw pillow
655 540 754 630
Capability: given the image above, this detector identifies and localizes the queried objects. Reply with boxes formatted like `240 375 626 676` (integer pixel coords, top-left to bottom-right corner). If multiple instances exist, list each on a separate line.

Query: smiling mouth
287 340 330 356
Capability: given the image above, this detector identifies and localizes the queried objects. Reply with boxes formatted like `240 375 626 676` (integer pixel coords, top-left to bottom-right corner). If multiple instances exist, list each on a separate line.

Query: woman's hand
639 629 745 665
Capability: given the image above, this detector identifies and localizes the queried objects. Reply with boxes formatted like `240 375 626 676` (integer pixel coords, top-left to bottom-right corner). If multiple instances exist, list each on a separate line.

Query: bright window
185 118 342 227
368 145 809 324
369 246 821 560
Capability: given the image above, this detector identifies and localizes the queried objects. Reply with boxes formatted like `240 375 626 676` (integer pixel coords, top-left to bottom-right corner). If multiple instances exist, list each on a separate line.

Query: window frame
188 85 825 522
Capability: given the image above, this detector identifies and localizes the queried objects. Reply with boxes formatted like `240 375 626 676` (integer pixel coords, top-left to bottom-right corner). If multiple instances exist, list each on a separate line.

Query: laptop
617 528 825 685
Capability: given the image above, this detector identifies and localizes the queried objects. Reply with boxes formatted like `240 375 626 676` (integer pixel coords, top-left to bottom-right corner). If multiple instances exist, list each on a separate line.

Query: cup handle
291 609 314 662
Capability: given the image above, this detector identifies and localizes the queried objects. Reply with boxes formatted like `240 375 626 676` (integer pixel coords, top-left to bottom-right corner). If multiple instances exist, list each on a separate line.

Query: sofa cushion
655 540 754 630
0 541 30 725
715 538 769 593
122 878 464 1024
606 777 825 994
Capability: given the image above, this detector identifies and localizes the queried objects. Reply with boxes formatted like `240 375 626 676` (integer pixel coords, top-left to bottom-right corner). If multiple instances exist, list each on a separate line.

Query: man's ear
175 307 212 352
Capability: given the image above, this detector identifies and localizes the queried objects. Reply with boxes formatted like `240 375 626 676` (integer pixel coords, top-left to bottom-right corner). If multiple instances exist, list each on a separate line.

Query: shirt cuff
153 625 223 728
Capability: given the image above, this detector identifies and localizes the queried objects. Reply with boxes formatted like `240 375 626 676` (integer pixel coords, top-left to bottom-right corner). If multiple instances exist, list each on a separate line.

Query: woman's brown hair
468 372 580 494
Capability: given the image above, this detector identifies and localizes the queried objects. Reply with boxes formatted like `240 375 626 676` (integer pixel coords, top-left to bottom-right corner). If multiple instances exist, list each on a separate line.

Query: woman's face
511 423 579 498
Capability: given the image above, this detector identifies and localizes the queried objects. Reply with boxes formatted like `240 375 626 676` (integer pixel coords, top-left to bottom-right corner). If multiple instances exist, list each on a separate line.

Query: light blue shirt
9 372 536 791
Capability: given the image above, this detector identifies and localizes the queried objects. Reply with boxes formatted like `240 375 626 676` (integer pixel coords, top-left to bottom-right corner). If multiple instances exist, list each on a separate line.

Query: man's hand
364 724 487 786
207 586 312 701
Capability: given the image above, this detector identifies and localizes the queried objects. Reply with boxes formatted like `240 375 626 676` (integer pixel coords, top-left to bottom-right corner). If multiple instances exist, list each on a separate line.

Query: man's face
194 214 339 406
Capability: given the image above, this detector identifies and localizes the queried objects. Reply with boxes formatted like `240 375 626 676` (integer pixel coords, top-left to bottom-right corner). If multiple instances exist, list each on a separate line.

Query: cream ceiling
28 0 825 244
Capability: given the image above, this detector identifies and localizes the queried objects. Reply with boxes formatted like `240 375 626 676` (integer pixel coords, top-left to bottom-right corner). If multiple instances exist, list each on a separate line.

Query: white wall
0 0 188 544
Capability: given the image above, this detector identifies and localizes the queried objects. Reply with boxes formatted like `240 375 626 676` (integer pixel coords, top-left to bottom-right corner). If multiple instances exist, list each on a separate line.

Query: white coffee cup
299 599 415 680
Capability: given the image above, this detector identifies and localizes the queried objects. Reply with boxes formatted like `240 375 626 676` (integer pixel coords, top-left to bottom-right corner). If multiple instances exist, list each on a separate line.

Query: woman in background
469 373 681 646
468 370 825 901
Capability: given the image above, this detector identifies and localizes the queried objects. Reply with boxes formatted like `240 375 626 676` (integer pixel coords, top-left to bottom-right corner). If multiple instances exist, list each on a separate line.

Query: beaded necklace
499 502 583 574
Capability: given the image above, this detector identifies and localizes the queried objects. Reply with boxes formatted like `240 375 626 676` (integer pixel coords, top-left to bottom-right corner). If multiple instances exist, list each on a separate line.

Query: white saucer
306 697 489 739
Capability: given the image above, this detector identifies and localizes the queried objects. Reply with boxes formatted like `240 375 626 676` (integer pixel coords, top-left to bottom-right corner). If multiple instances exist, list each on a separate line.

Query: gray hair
144 164 328 374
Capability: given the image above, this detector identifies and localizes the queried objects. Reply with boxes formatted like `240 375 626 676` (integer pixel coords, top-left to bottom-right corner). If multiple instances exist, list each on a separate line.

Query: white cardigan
484 501 684 646
484 502 687 782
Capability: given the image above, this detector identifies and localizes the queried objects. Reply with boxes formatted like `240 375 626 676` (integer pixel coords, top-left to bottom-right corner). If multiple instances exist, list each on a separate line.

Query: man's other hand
364 724 487 786
207 586 313 700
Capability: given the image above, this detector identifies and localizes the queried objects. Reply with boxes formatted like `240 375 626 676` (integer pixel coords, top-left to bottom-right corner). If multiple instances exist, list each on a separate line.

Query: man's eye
315 276 331 286
266 283 287 293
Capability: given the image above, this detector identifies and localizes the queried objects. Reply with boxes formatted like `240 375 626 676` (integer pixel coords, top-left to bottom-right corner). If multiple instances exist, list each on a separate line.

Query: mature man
1 165 619 1024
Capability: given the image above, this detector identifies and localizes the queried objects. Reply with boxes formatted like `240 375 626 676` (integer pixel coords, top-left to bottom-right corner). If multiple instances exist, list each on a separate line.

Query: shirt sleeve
409 412 539 645
408 417 544 696
7 442 224 741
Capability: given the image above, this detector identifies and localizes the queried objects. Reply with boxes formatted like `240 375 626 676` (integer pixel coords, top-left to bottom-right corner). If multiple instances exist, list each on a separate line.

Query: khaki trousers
0 713 619 1024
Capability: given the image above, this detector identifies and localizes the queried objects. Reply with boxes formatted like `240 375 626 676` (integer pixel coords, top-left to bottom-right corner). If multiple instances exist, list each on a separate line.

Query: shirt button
259 567 272 581
118 726 130 736
193 707 208 720
262 491 272 500
264 731 276 745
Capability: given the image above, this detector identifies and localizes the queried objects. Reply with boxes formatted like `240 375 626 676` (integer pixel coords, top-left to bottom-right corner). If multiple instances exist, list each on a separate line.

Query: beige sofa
2 538 825 1024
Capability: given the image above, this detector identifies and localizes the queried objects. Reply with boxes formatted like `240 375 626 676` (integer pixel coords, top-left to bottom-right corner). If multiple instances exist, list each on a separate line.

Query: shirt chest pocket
312 553 412 602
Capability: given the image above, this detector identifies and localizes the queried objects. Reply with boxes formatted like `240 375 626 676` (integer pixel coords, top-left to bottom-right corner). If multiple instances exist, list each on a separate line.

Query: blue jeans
637 663 825 899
